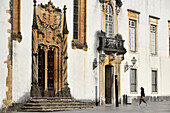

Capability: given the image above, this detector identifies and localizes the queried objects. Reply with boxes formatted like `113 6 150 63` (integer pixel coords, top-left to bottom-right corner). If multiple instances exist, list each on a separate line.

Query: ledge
71 40 88 51
149 15 160 20
127 9 140 14
12 32 22 43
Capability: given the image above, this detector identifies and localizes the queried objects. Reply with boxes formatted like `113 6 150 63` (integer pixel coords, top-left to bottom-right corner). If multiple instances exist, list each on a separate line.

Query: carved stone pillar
54 48 59 94
31 0 41 97
44 47 48 96
31 29 41 97
58 49 62 96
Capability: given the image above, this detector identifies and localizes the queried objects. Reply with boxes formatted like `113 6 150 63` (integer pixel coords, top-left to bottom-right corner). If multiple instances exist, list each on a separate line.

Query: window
150 25 156 55
152 70 157 92
128 10 140 52
149 16 159 55
73 0 79 39
72 0 87 51
105 5 113 37
130 69 137 92
12 0 22 42
129 20 136 52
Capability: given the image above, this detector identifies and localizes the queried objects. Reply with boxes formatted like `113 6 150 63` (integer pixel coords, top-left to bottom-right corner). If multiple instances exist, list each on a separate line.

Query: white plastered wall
12 0 102 103
119 0 170 98
0 0 11 108
12 0 32 103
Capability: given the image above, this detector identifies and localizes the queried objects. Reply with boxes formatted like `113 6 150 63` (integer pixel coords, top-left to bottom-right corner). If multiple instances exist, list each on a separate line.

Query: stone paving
14 101 170 113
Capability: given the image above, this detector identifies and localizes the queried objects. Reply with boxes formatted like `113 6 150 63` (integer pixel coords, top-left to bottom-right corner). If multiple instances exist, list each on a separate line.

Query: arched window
105 5 113 37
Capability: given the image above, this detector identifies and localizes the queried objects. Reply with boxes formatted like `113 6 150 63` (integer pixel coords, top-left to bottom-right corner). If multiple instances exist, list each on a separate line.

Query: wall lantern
124 57 137 72
93 53 106 70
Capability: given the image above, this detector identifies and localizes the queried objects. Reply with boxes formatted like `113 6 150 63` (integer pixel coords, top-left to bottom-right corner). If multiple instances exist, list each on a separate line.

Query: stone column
99 53 106 104
99 62 104 104
58 49 62 96
113 56 123 104
54 48 59 94
44 47 48 96
30 0 41 97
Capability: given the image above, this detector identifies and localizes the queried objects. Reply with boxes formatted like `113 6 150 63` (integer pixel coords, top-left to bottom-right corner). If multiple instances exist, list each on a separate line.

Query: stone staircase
18 97 95 112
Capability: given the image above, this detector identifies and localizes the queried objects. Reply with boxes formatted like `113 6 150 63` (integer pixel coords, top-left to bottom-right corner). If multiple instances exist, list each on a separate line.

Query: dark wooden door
48 48 54 97
105 65 113 104
38 47 45 96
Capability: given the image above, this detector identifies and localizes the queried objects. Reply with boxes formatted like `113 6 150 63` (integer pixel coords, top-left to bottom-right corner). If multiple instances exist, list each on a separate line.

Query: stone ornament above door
36 1 63 45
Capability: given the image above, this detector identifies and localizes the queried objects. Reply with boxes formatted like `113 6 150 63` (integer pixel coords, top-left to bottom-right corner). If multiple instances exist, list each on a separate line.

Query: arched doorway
105 65 114 104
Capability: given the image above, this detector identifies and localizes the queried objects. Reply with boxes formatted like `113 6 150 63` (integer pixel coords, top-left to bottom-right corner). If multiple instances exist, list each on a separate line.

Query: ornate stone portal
31 0 70 97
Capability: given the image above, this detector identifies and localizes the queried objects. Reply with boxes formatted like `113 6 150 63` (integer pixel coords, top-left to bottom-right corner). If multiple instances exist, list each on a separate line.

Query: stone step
19 97 95 112
24 102 91 106
21 105 92 109
31 98 73 102
19 105 93 112
31 97 72 100
30 99 75 102
19 107 91 112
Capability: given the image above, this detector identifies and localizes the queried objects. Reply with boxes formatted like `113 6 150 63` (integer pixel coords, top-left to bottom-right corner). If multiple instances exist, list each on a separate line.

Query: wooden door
105 65 113 104
47 48 55 97
38 47 45 96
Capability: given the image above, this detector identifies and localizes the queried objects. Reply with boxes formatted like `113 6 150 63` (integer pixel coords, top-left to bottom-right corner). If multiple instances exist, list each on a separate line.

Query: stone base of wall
132 96 170 103
0 103 24 113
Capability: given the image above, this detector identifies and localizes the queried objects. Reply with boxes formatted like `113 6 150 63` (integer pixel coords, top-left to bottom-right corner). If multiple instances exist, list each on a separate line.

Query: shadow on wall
94 30 103 57
14 92 30 103
0 92 30 112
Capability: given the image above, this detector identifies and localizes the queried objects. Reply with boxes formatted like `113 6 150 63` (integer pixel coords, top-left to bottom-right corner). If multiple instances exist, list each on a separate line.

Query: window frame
105 4 114 38
129 19 136 52
130 68 137 93
151 70 158 93
72 0 87 51
150 24 157 55
149 16 159 56
128 10 139 53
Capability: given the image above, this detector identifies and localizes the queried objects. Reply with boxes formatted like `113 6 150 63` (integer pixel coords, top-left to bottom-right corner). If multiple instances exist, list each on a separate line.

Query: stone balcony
97 32 127 55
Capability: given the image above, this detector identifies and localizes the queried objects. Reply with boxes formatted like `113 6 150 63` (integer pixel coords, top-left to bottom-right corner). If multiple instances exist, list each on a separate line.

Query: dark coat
141 90 145 97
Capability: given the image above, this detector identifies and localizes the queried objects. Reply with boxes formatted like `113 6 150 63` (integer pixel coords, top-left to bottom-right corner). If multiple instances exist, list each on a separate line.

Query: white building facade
0 0 170 109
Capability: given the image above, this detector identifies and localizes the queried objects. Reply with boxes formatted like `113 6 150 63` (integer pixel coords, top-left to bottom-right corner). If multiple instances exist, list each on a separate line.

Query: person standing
139 87 147 105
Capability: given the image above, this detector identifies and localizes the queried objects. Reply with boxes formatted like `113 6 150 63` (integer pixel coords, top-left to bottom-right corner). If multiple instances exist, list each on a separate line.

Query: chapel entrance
31 1 70 98
105 65 113 104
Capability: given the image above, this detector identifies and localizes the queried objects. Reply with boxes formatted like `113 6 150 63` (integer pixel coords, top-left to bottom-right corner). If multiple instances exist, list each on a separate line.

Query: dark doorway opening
38 47 45 96
47 48 55 97
38 47 55 97
105 65 113 104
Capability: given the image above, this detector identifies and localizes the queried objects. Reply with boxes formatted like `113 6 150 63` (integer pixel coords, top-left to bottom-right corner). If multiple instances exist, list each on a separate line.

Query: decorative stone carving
31 0 70 97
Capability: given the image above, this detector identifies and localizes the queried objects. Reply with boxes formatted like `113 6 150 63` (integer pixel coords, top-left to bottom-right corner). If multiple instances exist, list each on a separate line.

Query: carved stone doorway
105 65 113 104
31 1 70 98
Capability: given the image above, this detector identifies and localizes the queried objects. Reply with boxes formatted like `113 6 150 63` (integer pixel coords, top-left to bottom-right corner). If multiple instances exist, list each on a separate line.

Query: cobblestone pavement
15 101 170 113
